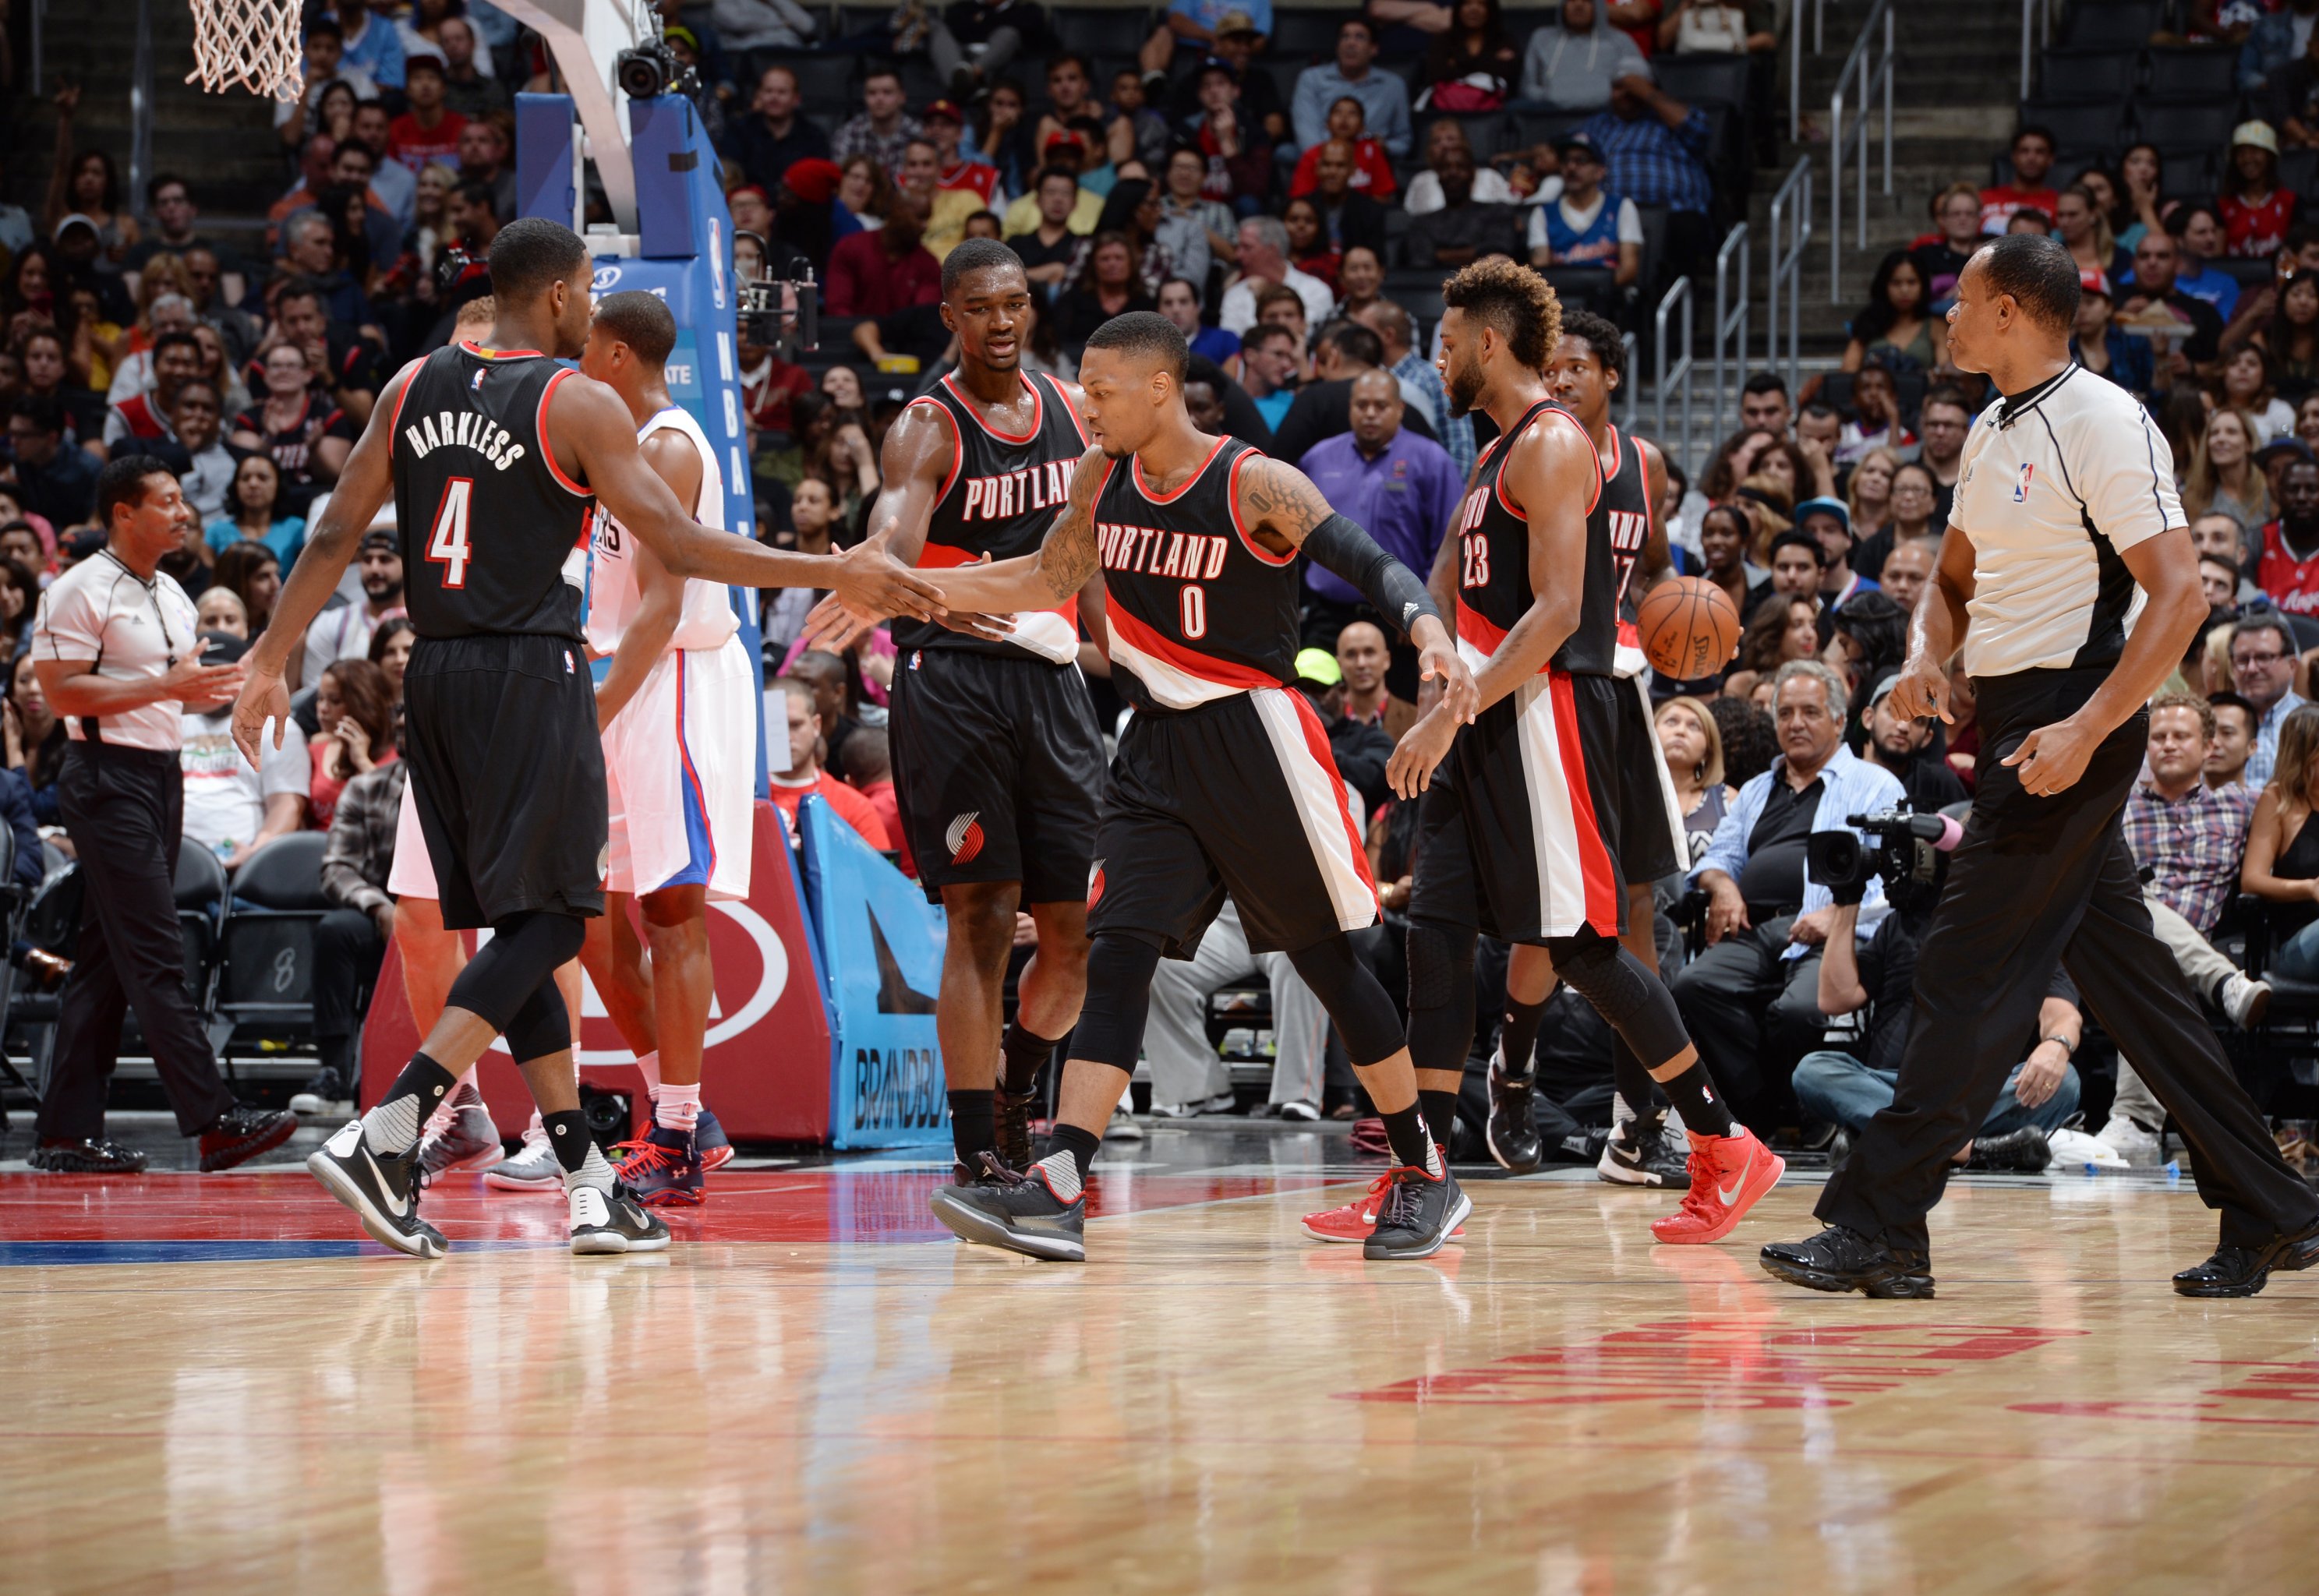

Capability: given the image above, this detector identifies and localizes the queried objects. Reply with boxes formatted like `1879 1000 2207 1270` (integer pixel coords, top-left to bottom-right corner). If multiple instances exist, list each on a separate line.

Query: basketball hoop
184 0 305 102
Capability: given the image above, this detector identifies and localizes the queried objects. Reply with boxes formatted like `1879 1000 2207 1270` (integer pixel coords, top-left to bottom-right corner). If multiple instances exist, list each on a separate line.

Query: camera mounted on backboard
614 2 699 100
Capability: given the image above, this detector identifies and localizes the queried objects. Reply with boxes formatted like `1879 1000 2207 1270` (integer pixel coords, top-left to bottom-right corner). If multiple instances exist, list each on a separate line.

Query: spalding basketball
1636 576 1742 680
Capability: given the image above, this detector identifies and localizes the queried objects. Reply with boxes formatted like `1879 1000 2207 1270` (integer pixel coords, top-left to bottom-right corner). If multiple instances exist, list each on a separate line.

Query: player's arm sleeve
1299 513 1442 642
2078 403 2186 553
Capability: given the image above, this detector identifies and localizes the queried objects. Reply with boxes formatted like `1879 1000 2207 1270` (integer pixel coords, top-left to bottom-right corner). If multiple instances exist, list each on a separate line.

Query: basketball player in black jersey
1478 310 1693 1188
843 240 1107 1184
1388 259 1783 1247
232 218 944 1259
836 312 1480 1262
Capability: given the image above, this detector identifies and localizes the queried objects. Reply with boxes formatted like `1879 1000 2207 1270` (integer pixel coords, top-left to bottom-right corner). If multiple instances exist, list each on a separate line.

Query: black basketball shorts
403 633 608 930
1408 667 1628 945
888 644 1105 904
1090 686 1378 959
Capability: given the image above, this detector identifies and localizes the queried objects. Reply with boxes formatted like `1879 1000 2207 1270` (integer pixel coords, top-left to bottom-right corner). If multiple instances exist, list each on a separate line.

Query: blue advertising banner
796 794 951 1149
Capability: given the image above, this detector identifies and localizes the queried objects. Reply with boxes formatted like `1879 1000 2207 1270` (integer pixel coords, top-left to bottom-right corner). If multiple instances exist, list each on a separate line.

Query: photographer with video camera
1796 805 2080 1174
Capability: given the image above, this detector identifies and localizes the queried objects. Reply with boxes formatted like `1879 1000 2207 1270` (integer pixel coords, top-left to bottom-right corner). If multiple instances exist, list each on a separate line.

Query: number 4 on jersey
427 476 475 588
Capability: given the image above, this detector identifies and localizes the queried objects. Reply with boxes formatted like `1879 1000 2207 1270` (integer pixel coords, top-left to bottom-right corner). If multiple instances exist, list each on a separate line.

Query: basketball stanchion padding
184 0 306 101
1636 574 1743 680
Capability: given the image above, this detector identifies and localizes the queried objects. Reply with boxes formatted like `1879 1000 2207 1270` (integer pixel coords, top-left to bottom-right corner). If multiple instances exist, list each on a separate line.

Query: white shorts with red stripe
1088 686 1378 957
602 634 755 901
1407 666 1626 944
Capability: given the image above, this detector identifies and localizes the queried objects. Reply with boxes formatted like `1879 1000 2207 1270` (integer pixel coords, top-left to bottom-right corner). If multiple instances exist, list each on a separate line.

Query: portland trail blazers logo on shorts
946 811 985 865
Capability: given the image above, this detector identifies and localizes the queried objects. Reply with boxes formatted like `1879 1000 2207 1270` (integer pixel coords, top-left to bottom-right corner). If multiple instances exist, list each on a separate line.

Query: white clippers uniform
585 404 757 901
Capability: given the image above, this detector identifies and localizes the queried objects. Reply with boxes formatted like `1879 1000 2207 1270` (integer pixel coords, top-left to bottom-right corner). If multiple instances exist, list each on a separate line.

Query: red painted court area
0 1165 1334 1257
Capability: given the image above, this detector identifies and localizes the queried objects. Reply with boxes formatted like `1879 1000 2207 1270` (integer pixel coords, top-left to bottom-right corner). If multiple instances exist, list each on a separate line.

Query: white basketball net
185 0 306 102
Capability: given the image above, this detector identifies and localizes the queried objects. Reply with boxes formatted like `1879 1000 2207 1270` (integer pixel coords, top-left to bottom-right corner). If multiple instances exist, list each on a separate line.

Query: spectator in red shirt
822 193 942 316
1289 97 1398 200
387 57 467 174
766 676 893 849
2259 455 2319 613
1978 125 2059 234
2222 120 2299 260
843 726 914 877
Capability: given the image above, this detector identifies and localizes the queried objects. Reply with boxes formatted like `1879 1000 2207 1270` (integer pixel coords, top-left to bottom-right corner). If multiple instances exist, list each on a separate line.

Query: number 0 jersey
390 341 594 644
582 404 742 655
1094 436 1299 711
898 369 1089 665
1450 398 1601 672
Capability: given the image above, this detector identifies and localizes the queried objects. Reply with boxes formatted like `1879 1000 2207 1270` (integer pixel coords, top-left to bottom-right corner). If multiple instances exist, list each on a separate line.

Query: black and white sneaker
1597 1114 1692 1188
1484 1049 1543 1174
568 1181 672 1255
1363 1163 1472 1261
928 1153 1087 1261
306 1118 447 1259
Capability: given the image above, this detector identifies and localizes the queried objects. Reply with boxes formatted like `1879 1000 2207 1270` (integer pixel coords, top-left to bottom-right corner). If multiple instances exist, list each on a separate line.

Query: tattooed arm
909 444 1112 613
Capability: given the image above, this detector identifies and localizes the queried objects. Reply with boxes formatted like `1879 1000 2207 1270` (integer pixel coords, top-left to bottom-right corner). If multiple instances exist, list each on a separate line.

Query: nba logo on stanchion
2013 463 2034 502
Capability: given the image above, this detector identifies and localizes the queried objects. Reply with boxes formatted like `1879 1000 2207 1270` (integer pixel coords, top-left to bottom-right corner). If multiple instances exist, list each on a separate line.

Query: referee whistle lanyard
80 549 179 744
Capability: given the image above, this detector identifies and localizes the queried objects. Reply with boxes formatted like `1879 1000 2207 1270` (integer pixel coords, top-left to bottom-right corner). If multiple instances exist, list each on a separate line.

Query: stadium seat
12 863 80 1103
214 832 333 1047
1053 5 1148 56
2216 256 2276 287
175 842 229 1010
2034 47 2140 105
2142 44 2238 101
2020 101 2128 155
2063 2 2162 49
2282 147 2319 196
2133 102 2238 152
1271 8 1356 59
1652 54 1749 114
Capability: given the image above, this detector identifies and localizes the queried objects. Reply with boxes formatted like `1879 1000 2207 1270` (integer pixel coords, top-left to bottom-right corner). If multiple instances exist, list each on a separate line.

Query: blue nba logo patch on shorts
2013 463 2034 502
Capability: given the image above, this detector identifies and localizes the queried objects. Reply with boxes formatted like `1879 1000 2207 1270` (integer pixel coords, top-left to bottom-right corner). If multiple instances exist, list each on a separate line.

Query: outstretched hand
1386 704 1460 800
230 661 292 771
829 530 946 623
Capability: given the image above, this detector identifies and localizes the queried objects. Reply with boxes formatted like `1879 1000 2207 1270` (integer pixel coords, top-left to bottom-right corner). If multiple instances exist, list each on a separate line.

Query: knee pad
501 980 572 1064
1069 933 1163 1071
1284 934 1405 1068
447 909 587 1033
1405 922 1476 1012
1545 927 1692 1072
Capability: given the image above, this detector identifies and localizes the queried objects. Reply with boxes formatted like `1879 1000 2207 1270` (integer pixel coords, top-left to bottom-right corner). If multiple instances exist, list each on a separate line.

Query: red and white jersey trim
1108 603 1275 708
1250 687 1379 930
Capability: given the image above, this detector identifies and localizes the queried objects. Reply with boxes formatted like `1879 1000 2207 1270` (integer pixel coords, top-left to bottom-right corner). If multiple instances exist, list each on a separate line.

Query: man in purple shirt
1299 369 1460 653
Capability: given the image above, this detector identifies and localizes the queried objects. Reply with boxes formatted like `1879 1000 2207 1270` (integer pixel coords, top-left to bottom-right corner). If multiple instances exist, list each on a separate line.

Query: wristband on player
1300 513 1443 642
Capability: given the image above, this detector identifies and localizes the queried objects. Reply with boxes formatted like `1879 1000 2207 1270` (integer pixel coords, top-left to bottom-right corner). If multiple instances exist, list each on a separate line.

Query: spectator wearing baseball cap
1166 15 1289 146
2070 267 2156 403
2222 120 2298 260
1526 132 1642 298
924 101 1001 207
1796 498 1872 609
1001 141 1105 238
1140 0 1272 91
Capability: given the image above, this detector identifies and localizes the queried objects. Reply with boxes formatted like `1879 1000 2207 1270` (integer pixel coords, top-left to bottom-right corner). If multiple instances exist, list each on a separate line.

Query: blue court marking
0 1239 570 1266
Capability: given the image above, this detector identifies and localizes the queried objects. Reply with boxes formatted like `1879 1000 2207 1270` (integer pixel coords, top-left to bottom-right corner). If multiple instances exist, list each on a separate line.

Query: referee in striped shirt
1759 235 2319 1300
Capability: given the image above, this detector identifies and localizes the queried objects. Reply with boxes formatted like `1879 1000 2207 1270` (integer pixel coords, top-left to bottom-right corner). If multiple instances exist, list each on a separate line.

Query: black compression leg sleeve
1547 928 1732 1136
1611 1036 1662 1118
1068 934 1163 1070
444 909 587 1033
501 979 572 1065
1284 933 1407 1066
1404 922 1478 1075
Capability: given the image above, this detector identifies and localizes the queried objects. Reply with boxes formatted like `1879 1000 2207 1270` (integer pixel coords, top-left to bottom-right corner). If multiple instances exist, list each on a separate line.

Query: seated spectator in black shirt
2119 228 2226 381
1054 231 1159 344
1266 320 1438 465
1006 166 1087 295
1403 143 1523 267
726 66 833 192
1746 527 1826 623
1168 16 1289 147
4 397 99 528
1291 649 1395 817
1306 140 1389 262
1857 671 1967 814
1912 181 1988 309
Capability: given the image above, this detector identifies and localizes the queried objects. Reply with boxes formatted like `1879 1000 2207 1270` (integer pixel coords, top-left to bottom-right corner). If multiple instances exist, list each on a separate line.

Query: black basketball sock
1048 1121 1101 1184
1498 996 1548 1079
949 1090 995 1163
360 1052 457 1156
542 1108 616 1192
1611 1038 1660 1121
1382 1103 1444 1174
1418 1089 1460 1150
999 1022 1059 1096
1654 1060 1736 1139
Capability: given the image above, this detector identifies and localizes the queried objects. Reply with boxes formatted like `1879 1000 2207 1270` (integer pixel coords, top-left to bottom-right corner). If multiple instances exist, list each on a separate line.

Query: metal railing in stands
1828 0 1893 303
129 0 154 213
30 0 44 99
1765 157 1812 397
1621 332 1640 433
1789 0 1831 142
1711 224 1749 455
1654 275 1695 475
2020 0 2062 101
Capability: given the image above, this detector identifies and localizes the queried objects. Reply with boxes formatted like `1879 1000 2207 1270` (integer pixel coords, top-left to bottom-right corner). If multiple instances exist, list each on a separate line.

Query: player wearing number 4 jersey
232 218 944 1262
817 240 1108 1189
1383 260 1780 1248
831 310 1482 1264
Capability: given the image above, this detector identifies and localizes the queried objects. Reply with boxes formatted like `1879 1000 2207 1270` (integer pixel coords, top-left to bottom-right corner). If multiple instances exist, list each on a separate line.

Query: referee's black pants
33 743 236 1144
1819 667 2319 1255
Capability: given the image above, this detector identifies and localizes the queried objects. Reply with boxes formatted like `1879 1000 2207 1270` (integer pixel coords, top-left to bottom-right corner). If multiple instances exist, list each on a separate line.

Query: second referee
1759 235 2319 1300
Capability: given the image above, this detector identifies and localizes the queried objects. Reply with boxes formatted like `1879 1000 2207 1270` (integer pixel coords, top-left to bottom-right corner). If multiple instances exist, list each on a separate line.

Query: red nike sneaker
1650 1128 1785 1245
1300 1161 1466 1244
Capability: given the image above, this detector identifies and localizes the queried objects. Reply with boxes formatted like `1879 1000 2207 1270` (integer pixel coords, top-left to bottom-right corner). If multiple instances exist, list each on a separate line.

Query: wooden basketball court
4 1133 2314 1594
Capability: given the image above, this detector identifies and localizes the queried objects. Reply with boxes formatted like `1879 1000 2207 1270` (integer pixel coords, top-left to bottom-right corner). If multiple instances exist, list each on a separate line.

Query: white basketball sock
656 1081 702 1133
